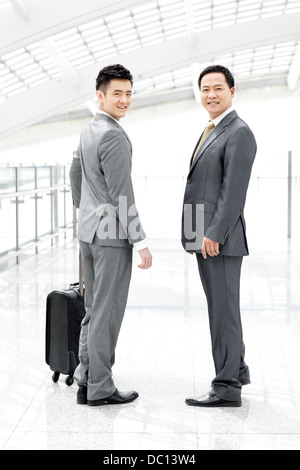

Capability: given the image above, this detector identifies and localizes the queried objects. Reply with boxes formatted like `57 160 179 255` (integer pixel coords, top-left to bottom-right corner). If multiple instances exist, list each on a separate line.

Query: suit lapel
189 110 237 173
95 113 132 150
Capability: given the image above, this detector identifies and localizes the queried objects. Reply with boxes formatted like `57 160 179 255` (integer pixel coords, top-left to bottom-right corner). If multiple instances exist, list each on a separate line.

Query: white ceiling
0 0 300 139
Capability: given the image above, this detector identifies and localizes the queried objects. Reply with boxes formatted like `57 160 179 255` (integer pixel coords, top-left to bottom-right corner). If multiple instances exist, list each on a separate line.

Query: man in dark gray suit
70 64 152 407
182 65 256 407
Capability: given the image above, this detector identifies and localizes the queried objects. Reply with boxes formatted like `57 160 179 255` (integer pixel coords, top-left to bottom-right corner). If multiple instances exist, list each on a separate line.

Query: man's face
96 79 132 121
200 72 235 119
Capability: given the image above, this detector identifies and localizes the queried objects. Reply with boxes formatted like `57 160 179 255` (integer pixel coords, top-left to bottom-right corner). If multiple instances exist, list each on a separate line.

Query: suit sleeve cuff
133 239 148 251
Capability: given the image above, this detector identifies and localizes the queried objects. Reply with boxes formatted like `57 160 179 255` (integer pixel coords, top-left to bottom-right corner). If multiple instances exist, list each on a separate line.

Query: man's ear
231 87 235 99
96 89 104 104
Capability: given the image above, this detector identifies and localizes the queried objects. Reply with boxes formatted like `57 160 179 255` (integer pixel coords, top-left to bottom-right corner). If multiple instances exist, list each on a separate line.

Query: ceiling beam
9 0 29 20
0 0 146 56
0 13 299 140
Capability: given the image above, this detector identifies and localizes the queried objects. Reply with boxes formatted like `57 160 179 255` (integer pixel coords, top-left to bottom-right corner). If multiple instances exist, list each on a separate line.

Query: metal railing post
34 166 38 254
15 167 19 264
288 151 292 239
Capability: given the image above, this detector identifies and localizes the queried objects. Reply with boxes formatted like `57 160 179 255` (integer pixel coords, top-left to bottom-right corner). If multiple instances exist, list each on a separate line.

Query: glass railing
0 164 74 268
0 164 298 269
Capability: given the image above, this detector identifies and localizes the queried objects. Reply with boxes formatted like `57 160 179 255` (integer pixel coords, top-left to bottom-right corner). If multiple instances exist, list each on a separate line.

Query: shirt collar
96 109 121 126
211 106 235 127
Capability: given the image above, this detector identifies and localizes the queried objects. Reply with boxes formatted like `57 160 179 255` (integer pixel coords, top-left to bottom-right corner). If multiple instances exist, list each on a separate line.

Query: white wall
0 85 299 175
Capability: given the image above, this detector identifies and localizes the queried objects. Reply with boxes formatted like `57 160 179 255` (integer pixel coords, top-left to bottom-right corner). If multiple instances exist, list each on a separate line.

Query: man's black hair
96 64 133 93
198 65 235 89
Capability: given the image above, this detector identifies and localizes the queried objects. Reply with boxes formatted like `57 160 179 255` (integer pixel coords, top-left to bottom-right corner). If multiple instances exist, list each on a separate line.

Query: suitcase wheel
52 371 60 383
66 375 74 386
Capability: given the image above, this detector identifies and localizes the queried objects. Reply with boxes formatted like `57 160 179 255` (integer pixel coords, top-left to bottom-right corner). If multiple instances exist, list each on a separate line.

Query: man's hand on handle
138 248 152 269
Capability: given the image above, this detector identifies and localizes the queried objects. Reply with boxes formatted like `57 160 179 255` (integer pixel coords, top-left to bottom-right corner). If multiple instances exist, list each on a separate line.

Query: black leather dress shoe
186 390 241 408
87 389 139 406
77 385 87 405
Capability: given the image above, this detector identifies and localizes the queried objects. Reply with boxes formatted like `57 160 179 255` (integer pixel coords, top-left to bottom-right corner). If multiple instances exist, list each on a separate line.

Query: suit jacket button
187 179 191 184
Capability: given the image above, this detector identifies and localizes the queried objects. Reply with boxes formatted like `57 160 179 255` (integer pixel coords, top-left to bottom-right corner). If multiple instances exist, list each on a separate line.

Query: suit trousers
74 239 132 401
196 254 250 402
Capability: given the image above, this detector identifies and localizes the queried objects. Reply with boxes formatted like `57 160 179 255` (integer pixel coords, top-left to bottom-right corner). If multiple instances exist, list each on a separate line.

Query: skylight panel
0 74 18 87
28 77 49 88
261 10 282 17
162 16 186 27
159 3 185 16
80 27 108 39
107 15 133 30
7 86 28 97
110 22 136 36
155 80 175 90
62 44 86 56
141 35 165 46
3 81 24 94
14 63 40 75
137 21 162 32
159 0 181 6
9 59 34 73
165 30 187 40
213 16 236 27
114 35 139 47
138 26 163 38
252 67 271 75
213 5 237 15
53 28 78 40
66 50 91 62
112 30 138 42
261 3 285 13
25 73 48 84
26 46 45 56
132 2 158 15
117 40 141 52
106 10 131 23
134 14 161 27
83 32 110 45
91 40 116 52
213 0 236 5
57 36 83 49
79 19 104 31
72 57 95 69
271 65 289 72
93 48 118 60
3 49 27 65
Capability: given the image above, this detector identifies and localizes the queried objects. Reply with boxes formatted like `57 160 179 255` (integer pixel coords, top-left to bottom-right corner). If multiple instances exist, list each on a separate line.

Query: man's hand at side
138 248 152 269
201 237 219 259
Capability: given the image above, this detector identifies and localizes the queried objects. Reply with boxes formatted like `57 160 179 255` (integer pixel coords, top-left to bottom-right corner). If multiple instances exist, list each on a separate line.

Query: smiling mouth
118 106 127 109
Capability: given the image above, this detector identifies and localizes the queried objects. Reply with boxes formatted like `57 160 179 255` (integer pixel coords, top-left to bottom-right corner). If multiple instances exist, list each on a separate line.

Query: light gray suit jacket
181 110 257 256
70 113 146 248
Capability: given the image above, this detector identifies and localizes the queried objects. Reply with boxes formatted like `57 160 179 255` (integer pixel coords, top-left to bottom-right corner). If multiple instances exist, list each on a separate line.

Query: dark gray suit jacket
181 110 257 256
70 113 146 248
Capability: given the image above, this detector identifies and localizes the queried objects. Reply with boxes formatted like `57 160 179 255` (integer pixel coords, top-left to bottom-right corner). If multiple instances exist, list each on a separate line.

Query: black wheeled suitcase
45 253 85 386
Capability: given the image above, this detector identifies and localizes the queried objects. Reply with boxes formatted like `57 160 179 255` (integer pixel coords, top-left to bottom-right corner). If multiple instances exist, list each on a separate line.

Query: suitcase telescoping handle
79 250 84 296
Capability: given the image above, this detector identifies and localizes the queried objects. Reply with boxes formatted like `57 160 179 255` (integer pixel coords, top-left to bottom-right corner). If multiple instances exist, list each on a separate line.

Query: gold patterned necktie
192 120 215 163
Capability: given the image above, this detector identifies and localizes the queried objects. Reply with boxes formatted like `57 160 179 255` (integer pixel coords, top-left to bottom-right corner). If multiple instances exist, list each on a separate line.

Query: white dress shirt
211 106 235 127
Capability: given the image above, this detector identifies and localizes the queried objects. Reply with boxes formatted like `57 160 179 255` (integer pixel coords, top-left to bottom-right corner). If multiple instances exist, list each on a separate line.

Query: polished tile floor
1 236 300 450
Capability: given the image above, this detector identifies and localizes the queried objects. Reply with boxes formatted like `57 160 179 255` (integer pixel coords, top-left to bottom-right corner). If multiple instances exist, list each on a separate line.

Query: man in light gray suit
70 64 152 407
182 65 256 407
